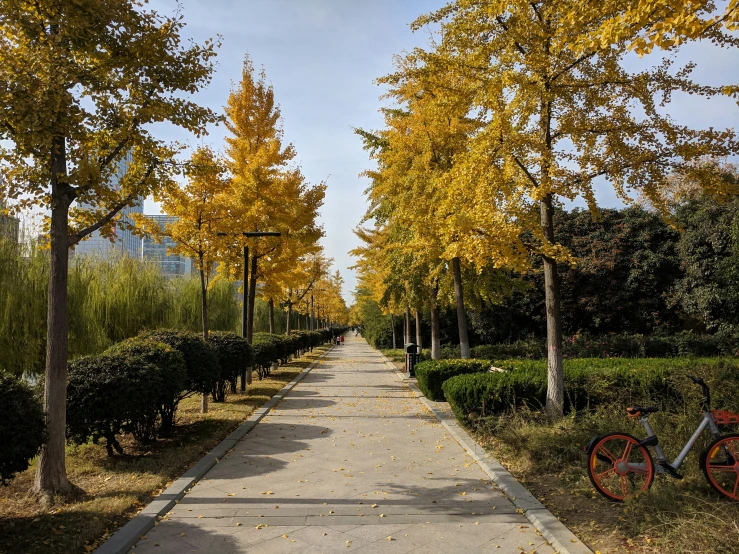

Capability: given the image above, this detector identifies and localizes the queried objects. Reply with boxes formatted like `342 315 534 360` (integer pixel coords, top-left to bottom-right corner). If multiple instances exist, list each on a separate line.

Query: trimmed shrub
442 357 739 423
105 337 187 432
208 332 252 402
67 352 162 454
415 359 492 401
252 333 281 379
138 330 219 395
0 375 45 485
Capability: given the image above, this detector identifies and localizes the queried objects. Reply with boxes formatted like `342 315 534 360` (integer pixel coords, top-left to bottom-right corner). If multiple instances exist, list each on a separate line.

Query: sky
145 0 739 303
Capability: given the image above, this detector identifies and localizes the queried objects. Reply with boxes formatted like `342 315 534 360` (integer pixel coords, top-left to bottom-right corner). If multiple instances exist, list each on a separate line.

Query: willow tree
416 0 737 417
0 0 219 500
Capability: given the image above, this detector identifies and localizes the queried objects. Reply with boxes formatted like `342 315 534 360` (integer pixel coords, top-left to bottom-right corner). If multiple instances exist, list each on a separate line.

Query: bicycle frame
639 410 723 474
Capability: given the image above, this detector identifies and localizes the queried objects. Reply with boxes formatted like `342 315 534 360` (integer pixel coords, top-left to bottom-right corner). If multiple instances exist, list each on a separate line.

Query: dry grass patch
0 346 328 554
471 408 739 554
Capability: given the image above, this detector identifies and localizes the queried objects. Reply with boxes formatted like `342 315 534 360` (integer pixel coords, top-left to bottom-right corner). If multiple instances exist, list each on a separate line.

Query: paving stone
124 337 561 554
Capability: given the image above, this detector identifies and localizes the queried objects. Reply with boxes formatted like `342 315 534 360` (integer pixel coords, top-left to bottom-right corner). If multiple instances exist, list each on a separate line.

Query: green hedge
252 333 281 379
138 330 220 395
67 352 164 454
442 357 739 422
105 338 187 432
208 332 252 402
0 375 45 485
415 359 491 401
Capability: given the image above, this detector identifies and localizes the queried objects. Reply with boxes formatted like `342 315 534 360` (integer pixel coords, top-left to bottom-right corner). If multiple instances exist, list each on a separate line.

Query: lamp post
218 231 281 390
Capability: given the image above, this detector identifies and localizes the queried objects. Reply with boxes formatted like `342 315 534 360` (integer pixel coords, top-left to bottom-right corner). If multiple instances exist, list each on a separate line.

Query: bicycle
584 375 739 502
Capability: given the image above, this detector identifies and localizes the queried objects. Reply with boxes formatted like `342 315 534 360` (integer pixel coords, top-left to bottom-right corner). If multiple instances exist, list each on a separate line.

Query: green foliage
415 359 491 401
251 333 281 379
442 357 739 423
137 330 220 395
66 353 163 454
105 338 187 431
0 375 45 485
0 238 241 378
208 332 252 402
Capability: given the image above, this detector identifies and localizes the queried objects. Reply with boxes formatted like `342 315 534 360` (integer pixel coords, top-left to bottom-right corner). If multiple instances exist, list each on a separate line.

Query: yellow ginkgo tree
0 0 219 500
413 0 738 417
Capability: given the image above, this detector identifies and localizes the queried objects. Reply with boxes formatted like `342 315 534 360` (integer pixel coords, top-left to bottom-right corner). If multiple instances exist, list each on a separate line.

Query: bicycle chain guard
711 410 739 425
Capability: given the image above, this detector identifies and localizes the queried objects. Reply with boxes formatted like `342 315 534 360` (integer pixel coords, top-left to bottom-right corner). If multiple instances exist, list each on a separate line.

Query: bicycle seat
626 406 659 417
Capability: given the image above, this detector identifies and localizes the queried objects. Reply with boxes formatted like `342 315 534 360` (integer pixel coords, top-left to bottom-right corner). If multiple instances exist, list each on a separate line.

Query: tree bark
452 257 470 358
268 298 275 334
34 135 74 499
391 314 396 349
541 193 564 418
199 264 209 413
311 294 315 331
430 302 441 360
415 309 422 351
404 308 411 346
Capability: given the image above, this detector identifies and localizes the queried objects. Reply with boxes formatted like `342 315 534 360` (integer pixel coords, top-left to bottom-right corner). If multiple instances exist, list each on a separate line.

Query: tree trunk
311 294 315 331
415 309 422 351
34 136 74 499
246 254 258 384
391 314 396 349
199 264 209 414
452 257 470 358
430 302 441 360
541 193 564 418
286 296 292 336
404 308 411 345
268 298 275 334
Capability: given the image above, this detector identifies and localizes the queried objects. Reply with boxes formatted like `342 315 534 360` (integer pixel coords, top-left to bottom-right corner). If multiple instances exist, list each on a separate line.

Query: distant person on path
340 335 344 345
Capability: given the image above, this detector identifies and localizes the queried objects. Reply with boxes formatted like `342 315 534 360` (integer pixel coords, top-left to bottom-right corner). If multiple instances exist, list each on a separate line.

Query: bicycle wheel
702 433 739 501
587 433 655 501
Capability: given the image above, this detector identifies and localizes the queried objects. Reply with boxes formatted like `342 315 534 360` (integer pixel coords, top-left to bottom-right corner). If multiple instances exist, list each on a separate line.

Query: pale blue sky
146 1 739 302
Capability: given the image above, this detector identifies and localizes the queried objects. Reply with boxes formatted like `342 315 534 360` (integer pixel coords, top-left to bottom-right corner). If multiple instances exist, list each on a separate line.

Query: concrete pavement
130 335 556 553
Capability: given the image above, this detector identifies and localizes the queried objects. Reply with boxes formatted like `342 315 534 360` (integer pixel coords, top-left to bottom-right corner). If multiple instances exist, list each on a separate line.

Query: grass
469 405 739 553
0 346 329 554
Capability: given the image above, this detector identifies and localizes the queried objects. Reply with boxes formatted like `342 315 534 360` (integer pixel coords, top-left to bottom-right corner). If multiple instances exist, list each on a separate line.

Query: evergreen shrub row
0 375 45 485
441 358 739 422
415 359 492 401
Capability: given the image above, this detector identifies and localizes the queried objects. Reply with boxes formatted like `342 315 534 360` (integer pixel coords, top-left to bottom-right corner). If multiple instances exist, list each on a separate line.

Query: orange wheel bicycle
587 433 655 501
702 433 739 501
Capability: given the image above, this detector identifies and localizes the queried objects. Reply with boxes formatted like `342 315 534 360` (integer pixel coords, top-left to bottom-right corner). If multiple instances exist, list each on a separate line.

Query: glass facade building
74 150 143 258
141 215 195 278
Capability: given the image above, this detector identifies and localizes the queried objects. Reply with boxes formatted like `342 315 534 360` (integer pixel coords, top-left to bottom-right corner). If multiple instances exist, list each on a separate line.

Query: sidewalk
130 335 556 553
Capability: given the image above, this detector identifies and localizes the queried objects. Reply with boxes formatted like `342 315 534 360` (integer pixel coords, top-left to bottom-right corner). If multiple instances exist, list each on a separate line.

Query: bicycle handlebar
687 374 711 410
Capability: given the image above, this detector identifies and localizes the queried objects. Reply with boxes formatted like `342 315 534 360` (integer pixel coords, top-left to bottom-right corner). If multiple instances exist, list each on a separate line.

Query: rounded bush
106 338 187 432
208 332 252 401
252 333 282 379
415 359 492 401
138 330 219 395
0 375 45 485
67 352 161 455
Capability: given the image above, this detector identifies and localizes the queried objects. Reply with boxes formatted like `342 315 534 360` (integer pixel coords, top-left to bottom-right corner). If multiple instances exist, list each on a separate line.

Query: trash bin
404 343 420 378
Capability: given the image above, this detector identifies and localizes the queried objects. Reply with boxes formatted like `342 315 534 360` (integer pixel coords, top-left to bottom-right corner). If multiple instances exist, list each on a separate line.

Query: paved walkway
132 336 555 554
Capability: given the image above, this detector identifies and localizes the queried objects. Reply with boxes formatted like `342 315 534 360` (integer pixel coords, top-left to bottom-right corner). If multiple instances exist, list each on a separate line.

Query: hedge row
0 328 341 480
0 375 45 485
415 359 491 401
441 357 739 422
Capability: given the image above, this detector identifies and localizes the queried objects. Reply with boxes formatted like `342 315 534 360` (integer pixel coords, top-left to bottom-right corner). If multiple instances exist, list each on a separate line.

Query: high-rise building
141 215 195 277
74 150 143 257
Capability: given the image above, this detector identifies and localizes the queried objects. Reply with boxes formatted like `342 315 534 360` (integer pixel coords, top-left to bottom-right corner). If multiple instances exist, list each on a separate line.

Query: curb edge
376 350 593 554
94 345 334 554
